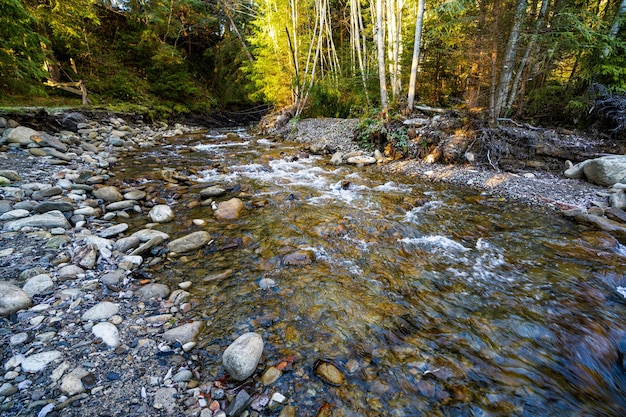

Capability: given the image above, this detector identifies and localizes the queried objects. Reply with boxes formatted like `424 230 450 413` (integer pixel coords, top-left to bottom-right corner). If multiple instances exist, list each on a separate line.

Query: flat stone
136 283 170 300
31 132 68 152
167 231 211 253
98 223 129 238
100 270 125 286
32 201 74 213
0 170 22 181
200 186 227 198
0 209 30 220
162 321 204 345
22 274 54 297
82 301 119 321
0 283 32 316
105 200 137 211
31 186 63 200
132 229 170 242
21 350 62 373
282 250 316 266
3 210 71 231
153 387 178 414
115 236 141 252
124 190 146 200
225 389 251 416
314 360 345 386
130 235 165 256
222 332 264 381
92 322 120 347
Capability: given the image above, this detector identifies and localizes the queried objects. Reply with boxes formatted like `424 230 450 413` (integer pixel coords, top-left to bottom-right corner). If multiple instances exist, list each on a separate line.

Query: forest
1 0 625 125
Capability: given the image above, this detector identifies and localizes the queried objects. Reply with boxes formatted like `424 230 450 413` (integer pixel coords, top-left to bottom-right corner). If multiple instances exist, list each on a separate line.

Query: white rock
82 301 119 321
0 209 30 220
22 274 54 297
149 204 175 223
21 350 62 373
222 332 264 381
0 283 32 316
60 367 90 395
92 322 121 347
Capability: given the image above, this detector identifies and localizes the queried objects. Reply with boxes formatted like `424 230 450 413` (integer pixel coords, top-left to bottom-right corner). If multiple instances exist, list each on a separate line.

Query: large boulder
566 155 626 187
3 210 71 231
6 126 38 146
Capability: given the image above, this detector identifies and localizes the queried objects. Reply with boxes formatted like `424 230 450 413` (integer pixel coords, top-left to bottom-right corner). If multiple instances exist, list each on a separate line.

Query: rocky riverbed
0 110 624 417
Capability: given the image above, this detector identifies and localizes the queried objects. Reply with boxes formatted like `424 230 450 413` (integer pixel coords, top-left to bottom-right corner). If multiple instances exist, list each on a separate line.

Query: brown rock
314 360 344 386
214 198 244 220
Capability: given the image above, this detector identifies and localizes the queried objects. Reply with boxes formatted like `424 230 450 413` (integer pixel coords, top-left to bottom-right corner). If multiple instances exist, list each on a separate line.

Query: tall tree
407 0 425 110
376 0 389 116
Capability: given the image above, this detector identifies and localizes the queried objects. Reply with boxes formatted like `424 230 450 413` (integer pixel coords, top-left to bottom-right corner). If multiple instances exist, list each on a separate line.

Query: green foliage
356 117 387 150
0 0 49 93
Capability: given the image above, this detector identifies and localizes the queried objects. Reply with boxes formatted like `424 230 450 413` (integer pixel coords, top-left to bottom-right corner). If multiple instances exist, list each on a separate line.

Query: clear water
115 129 626 416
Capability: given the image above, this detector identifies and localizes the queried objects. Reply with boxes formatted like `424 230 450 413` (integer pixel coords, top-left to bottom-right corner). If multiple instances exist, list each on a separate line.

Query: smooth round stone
82 301 119 321
149 204 175 223
222 332 264 381
0 382 17 397
172 369 193 382
100 270 125 286
214 198 245 220
10 333 29 345
60 367 90 395
92 322 120 348
167 231 211 253
98 223 128 238
0 209 30 220
314 360 345 386
132 229 169 242
22 274 54 297
162 321 205 345
93 186 123 202
0 283 32 316
200 186 227 198
124 190 146 200
136 283 170 300
261 366 282 385
57 264 85 280
115 236 141 253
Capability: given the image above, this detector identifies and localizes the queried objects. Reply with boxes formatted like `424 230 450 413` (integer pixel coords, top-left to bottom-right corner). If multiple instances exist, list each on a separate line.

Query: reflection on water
116 130 626 416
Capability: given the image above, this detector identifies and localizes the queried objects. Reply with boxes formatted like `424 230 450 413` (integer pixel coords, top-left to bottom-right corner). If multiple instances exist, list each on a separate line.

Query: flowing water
116 129 626 416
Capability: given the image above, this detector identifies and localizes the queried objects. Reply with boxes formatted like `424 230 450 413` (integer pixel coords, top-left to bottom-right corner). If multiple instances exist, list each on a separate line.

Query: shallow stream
116 129 626 416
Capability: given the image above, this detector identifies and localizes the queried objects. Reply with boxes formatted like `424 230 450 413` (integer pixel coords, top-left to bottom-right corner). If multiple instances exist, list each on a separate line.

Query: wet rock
225 389 251 416
222 332 264 381
214 198 245 220
0 283 32 316
130 235 165 256
21 350 62 373
4 210 71 231
162 321 204 345
279 405 297 417
136 283 170 300
268 392 287 411
314 360 345 386
31 186 63 200
124 190 146 200
200 186 227 198
261 366 282 385
149 204 175 223
92 322 121 347
22 274 54 297
82 301 119 321
105 200 137 211
93 186 124 202
167 231 212 253
282 250 316 266
6 126 37 146
346 155 377 165
168 289 190 304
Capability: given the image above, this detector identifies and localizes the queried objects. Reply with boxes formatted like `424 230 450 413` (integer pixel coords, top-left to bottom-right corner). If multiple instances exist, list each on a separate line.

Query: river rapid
116 128 626 416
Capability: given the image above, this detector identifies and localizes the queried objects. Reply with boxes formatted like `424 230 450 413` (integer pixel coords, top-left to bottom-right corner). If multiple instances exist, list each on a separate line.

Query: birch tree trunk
488 0 501 124
493 0 527 120
407 0 425 110
505 0 549 112
603 0 626 57
350 0 371 106
376 0 389 116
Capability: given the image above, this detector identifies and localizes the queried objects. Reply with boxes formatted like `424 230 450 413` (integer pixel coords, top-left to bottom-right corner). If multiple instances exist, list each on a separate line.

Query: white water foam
399 235 470 253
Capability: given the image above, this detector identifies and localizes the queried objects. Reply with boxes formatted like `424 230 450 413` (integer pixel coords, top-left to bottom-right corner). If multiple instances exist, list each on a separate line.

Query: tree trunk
493 0 527 120
376 0 389 116
407 0 425 110
488 0 501 125
506 0 549 111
